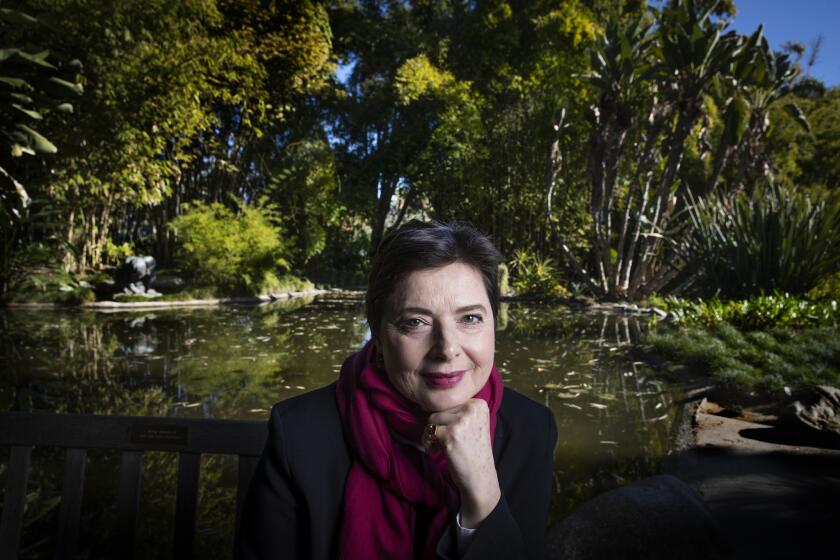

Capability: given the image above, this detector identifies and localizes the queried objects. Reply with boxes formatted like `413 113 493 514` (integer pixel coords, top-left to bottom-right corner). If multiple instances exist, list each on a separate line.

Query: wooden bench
0 411 267 559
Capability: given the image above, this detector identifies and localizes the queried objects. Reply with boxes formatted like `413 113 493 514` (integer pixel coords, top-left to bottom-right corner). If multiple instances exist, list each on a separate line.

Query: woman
239 220 557 559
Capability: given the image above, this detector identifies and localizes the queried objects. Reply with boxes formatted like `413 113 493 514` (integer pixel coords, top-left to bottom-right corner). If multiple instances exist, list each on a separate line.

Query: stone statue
115 256 160 296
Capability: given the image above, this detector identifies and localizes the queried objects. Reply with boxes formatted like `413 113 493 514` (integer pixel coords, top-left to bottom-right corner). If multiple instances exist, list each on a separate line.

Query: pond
0 293 679 558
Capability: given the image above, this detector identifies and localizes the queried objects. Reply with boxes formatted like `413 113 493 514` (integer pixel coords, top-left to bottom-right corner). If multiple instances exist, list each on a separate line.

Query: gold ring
423 423 439 448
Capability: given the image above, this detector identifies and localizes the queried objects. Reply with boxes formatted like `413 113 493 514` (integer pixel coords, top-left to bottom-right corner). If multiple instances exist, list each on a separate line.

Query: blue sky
726 0 839 86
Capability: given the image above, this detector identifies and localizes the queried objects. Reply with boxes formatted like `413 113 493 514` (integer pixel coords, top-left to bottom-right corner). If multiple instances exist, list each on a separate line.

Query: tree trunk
370 175 397 253
629 103 699 296
589 100 631 298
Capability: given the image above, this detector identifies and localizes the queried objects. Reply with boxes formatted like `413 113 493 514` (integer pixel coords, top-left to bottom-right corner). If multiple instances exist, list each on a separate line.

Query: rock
115 290 161 300
790 385 840 442
547 475 727 560
150 273 184 291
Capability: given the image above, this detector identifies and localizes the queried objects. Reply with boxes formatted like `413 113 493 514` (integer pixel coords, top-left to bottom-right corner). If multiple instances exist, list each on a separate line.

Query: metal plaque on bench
129 424 188 447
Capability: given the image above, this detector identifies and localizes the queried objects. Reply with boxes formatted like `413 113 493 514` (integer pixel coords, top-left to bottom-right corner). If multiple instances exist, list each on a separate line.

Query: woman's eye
461 314 483 325
399 318 426 330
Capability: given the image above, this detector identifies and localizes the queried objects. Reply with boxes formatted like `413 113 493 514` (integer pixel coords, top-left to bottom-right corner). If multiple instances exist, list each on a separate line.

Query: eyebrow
397 304 488 315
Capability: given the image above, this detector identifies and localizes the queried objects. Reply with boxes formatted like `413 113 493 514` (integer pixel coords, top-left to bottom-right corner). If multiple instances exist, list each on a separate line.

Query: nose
429 322 460 362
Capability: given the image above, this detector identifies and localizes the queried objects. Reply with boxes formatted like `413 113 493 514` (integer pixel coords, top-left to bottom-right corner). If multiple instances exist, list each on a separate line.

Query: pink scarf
335 341 503 559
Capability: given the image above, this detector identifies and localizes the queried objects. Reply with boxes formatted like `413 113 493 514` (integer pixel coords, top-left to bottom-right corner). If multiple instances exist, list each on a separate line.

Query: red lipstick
422 370 466 389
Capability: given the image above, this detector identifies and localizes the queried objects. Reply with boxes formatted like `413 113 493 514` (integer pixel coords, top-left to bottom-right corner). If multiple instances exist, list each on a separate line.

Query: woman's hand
427 399 501 528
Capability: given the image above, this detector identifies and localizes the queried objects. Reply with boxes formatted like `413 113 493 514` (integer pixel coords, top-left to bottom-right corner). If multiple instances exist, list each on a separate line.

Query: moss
156 286 221 301
644 323 840 397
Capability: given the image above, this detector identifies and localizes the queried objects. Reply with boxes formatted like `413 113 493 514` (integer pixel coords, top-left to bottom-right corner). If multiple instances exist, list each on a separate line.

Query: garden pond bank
2 292 836 558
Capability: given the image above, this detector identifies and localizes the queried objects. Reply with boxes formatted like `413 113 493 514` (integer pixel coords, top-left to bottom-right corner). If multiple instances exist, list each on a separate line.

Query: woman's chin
418 387 472 413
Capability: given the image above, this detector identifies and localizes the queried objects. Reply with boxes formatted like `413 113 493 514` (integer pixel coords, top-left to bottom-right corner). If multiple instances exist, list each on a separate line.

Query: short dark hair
366 220 504 337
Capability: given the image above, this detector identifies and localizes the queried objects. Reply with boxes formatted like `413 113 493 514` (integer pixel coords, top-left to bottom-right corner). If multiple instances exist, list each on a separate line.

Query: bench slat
0 413 266 456
0 446 32 560
116 451 144 560
173 452 201 558
55 448 87 560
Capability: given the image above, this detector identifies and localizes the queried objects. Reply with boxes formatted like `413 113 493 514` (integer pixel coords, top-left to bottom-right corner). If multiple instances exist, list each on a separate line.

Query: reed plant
682 183 840 298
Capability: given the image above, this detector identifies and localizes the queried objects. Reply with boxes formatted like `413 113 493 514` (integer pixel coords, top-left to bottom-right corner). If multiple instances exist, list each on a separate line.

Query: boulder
547 475 727 560
787 385 840 445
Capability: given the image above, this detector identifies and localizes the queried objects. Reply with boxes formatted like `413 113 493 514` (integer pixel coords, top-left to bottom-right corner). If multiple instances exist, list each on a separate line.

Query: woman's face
378 261 495 413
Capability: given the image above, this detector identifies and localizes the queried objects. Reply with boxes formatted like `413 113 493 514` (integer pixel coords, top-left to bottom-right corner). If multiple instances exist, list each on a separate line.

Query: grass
644 323 840 396
644 294 840 398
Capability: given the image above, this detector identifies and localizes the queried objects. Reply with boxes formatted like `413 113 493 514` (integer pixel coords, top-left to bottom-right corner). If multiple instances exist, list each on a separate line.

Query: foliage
2 0 838 305
328 0 597 255
262 137 342 269
4 268 95 304
169 202 291 294
102 239 133 267
509 250 570 298
550 0 816 300
660 295 838 331
767 84 840 191
809 272 840 301
645 324 840 395
304 213 372 288
3 0 334 274
0 6 83 299
682 182 840 298
0 6 82 221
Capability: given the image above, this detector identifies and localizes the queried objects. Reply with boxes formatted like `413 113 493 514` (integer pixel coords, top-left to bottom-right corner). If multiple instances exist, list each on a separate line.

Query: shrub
169 202 291 294
682 182 840 298
509 250 569 298
662 295 838 330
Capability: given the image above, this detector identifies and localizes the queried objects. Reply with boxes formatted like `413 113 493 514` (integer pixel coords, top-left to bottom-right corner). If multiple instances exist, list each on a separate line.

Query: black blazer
239 383 557 559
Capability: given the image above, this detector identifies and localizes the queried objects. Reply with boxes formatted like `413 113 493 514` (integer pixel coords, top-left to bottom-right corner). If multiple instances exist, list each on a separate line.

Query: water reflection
0 295 677 556
494 304 675 519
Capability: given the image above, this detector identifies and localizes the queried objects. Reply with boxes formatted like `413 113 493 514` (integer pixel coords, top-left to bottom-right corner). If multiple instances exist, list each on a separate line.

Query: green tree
551 0 807 300
328 0 597 257
9 0 334 275
0 5 82 294
767 80 840 192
